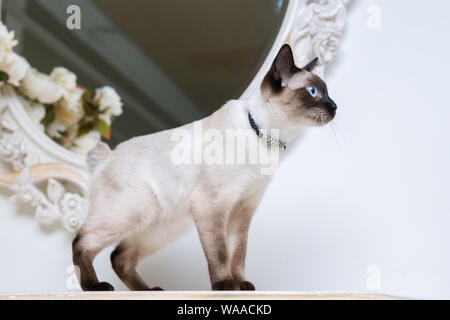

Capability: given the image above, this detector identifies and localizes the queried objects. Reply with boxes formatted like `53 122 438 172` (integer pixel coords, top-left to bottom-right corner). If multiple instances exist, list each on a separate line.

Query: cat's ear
269 44 299 87
302 57 319 72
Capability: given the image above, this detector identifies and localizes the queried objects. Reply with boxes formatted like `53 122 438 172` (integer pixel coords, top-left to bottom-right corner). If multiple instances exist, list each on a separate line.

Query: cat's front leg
193 206 240 291
228 205 256 291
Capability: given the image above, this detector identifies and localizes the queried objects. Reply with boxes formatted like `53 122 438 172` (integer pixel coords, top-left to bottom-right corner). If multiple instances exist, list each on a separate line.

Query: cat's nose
327 99 337 112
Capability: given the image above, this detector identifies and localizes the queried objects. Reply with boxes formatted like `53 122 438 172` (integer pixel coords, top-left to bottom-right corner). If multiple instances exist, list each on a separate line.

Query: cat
72 44 337 291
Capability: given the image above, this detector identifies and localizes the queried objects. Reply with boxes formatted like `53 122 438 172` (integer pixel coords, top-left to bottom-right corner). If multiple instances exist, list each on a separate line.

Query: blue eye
307 85 318 98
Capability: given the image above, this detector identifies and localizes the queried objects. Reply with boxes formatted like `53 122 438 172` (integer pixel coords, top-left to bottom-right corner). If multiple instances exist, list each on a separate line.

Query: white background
1 0 450 299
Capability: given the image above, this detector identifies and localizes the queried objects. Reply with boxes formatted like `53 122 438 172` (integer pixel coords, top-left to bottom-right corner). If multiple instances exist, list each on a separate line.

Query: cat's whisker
330 119 345 145
334 120 344 139
314 113 321 125
330 120 338 141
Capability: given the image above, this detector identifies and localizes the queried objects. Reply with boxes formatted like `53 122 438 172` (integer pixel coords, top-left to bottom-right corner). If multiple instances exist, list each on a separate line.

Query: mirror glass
3 0 288 145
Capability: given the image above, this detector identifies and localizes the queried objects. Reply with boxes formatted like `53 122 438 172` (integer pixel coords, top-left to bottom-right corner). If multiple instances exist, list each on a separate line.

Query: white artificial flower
0 23 28 86
98 113 110 125
94 86 123 125
0 23 18 62
50 67 77 100
70 131 101 156
0 52 30 86
19 68 63 104
18 95 46 132
47 122 67 138
60 86 84 112
46 87 84 138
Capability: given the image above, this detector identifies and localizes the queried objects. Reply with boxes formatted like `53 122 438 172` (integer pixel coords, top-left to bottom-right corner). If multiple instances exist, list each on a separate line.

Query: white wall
1 0 450 298
255 0 450 298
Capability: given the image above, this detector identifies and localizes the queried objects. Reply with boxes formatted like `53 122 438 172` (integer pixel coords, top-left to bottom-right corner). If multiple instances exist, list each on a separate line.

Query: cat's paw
212 279 241 291
239 281 255 291
133 286 164 291
150 287 164 291
84 281 114 291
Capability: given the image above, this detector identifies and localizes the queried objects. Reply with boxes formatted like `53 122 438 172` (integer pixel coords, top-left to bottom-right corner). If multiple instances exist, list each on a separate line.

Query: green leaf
82 89 94 101
40 106 55 128
77 127 88 136
0 71 10 82
99 106 109 114
95 119 110 139
82 89 100 116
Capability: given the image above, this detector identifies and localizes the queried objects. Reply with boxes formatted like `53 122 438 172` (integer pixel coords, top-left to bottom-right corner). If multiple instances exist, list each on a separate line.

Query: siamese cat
72 44 337 291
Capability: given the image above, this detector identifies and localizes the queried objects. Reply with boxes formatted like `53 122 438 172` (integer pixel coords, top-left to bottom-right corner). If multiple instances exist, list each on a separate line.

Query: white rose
60 86 84 112
94 86 123 125
0 23 18 62
98 113 111 126
46 87 84 138
70 131 101 156
47 122 67 138
50 67 77 100
0 52 30 86
19 68 63 104
18 95 46 132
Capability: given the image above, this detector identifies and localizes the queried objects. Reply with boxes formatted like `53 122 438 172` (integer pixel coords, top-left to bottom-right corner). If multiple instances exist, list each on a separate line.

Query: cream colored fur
73 45 335 291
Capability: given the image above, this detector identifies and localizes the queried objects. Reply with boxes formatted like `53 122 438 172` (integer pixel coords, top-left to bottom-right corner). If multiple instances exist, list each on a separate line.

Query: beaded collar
248 112 287 150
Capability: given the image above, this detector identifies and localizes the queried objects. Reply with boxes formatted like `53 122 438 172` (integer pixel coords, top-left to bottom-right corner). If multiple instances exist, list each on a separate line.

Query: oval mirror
4 0 288 146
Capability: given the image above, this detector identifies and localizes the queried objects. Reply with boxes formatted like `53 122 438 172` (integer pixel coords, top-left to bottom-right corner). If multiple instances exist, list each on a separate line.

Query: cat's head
261 44 337 126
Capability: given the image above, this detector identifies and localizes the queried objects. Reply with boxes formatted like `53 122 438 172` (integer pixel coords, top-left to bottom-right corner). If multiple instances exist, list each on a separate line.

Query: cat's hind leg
111 215 194 291
72 232 115 291
72 184 159 291
110 238 163 291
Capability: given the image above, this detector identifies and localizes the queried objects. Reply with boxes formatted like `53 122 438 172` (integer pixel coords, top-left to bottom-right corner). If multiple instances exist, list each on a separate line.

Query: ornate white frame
0 0 351 232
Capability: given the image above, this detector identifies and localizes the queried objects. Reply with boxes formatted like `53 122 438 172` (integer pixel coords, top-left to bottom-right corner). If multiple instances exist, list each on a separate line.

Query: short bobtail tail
86 141 111 174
